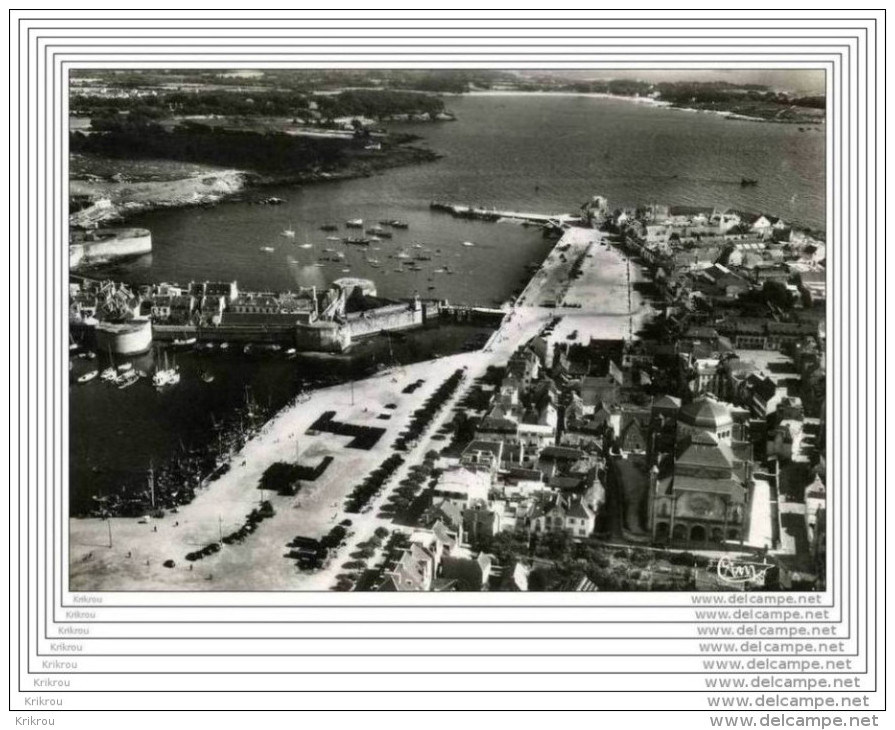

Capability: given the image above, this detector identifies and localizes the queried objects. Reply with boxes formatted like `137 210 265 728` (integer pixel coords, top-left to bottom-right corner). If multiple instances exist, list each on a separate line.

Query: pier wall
439 306 507 327
70 228 152 269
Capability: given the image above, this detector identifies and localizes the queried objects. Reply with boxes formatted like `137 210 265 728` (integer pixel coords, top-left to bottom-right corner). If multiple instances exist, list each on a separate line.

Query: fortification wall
70 228 152 269
344 304 423 339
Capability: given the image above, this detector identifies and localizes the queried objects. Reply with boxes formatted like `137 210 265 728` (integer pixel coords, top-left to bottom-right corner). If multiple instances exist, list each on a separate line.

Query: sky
519 70 825 96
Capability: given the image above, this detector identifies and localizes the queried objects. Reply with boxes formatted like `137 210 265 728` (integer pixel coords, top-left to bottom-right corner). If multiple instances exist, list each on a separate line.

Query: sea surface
70 93 825 512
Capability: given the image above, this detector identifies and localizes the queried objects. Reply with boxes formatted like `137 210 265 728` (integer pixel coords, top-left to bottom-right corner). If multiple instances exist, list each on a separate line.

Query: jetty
429 200 582 228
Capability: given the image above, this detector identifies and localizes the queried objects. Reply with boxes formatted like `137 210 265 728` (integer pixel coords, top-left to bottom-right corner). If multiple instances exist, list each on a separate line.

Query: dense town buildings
376 197 825 591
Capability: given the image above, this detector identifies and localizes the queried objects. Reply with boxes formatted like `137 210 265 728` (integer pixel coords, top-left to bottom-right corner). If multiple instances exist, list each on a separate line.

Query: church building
648 395 751 544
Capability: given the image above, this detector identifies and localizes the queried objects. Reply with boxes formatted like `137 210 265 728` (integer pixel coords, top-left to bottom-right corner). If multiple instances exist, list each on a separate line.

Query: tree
761 280 795 310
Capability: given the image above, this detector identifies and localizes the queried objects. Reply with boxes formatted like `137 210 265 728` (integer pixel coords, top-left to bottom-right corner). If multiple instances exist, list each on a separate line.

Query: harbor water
70 93 824 514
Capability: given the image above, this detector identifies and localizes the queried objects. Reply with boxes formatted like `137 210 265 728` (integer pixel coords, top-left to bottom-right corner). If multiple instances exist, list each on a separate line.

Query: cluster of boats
77 356 183 390
83 388 275 518
265 218 411 254
260 215 477 285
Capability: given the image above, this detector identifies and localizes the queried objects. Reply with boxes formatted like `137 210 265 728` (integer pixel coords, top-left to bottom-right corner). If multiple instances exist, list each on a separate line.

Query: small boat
299 243 313 249
325 236 341 242
152 350 180 388
390 220 409 229
366 226 392 238
117 371 139 389
259 246 276 253
461 240 476 247
200 370 215 383
344 237 371 246
341 267 351 273
281 223 296 238
172 335 197 347
219 342 229 350
100 367 117 382
396 250 410 260
320 223 339 232
77 370 98 383
740 178 758 187
368 236 381 243
284 347 297 357
345 218 364 228
116 363 133 373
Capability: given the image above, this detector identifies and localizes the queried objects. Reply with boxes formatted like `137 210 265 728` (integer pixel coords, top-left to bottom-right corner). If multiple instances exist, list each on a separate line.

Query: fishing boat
345 218 364 228
77 370 98 384
152 349 180 388
117 371 139 389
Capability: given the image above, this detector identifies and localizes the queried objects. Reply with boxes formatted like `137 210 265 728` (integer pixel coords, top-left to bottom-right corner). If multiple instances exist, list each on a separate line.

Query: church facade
648 395 751 544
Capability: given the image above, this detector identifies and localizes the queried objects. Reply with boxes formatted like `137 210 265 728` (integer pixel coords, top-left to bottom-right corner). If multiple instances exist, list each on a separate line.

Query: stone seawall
344 303 423 340
70 228 152 269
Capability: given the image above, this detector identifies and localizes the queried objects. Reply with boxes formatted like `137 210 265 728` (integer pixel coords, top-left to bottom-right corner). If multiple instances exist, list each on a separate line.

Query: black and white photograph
66 68 828 593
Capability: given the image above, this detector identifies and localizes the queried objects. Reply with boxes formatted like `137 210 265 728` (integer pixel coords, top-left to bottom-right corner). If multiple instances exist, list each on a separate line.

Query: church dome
678 396 732 429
